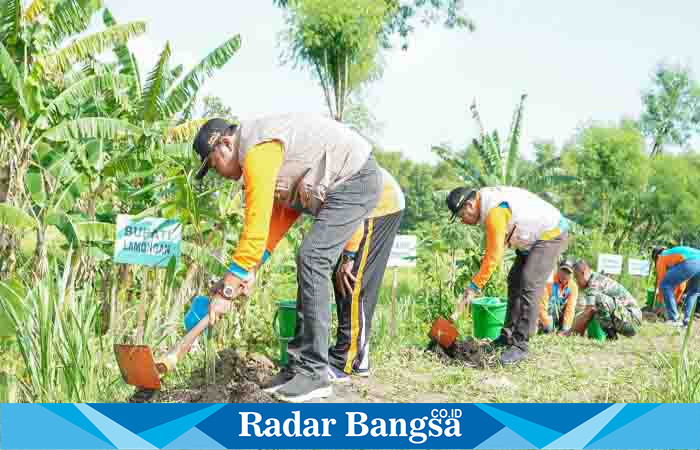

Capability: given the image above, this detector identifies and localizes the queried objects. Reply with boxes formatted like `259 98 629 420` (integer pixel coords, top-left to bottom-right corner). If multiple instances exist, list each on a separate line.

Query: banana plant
0 0 145 128
0 148 117 277
92 9 241 219
433 94 576 197
0 0 147 273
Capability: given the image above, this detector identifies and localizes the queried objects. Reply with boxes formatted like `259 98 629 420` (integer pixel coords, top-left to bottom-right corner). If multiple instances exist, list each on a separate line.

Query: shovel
114 290 238 391
114 312 211 390
429 298 471 350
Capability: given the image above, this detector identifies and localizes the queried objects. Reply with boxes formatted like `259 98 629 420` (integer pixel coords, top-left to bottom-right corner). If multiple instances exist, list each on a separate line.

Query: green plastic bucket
587 318 607 341
472 297 507 340
273 300 297 339
646 288 656 308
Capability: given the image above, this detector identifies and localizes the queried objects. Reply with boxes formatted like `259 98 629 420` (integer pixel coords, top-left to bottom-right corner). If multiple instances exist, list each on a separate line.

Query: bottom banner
2 403 699 449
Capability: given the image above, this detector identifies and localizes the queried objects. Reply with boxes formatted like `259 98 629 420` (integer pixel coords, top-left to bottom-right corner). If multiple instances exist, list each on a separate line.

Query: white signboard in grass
387 235 417 268
628 258 651 277
597 254 623 275
114 215 182 268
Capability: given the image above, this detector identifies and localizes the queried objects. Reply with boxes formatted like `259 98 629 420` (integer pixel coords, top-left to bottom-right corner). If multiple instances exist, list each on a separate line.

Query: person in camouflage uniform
566 260 642 338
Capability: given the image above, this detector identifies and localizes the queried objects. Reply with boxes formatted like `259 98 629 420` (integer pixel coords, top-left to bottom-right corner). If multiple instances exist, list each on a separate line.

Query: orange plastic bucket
430 316 459 349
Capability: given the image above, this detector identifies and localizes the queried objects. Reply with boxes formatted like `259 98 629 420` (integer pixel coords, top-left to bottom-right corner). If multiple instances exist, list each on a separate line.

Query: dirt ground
128 320 699 404
426 336 501 369
127 346 452 404
130 349 279 403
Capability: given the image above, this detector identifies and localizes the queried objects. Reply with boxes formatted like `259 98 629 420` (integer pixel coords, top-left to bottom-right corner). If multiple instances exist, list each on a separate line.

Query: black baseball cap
559 259 574 273
192 118 237 179
446 187 476 222
651 246 667 261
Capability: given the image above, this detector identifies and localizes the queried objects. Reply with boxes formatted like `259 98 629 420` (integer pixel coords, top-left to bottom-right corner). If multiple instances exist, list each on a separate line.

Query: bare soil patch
426 337 500 369
129 349 278 403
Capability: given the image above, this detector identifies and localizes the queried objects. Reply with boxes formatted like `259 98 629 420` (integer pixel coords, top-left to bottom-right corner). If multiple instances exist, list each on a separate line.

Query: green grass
359 271 700 403
1 260 698 404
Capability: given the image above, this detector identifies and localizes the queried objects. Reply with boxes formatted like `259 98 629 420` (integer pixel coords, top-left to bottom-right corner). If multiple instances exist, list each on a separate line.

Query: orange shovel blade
114 344 162 390
430 316 459 349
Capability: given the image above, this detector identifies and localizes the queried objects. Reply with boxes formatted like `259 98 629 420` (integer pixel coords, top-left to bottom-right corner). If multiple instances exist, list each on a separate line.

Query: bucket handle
272 309 280 338
478 302 505 322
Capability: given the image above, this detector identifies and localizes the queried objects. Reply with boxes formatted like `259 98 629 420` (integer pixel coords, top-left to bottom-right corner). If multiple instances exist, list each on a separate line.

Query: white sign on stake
387 235 417 268
597 254 623 275
114 214 182 268
628 258 651 277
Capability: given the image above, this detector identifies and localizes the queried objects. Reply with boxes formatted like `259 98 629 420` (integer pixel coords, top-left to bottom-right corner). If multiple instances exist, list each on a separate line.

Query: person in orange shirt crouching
538 259 579 335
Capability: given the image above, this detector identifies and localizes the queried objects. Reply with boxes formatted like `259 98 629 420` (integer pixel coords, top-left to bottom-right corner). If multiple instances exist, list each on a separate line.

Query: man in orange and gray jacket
192 114 382 403
447 186 569 365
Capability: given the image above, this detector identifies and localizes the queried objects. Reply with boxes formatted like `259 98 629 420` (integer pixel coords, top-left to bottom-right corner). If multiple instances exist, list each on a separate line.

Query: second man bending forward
447 186 569 366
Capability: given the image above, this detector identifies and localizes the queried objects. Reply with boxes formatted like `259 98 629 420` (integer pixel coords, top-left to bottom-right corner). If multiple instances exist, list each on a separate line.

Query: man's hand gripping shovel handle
158 293 233 374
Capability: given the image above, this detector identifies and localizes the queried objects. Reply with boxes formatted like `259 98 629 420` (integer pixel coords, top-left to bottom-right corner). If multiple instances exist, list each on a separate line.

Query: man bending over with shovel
192 114 382 402
446 186 569 365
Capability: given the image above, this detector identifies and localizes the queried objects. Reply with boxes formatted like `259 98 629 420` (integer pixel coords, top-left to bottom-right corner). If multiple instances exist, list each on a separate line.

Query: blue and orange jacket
538 272 578 331
654 246 700 305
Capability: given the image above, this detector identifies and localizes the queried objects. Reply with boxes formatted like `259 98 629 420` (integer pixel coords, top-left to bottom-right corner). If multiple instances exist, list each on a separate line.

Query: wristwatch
341 253 355 265
220 284 237 300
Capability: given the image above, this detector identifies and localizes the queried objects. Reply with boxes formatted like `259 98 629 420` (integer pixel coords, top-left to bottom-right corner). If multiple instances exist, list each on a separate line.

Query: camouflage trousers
594 294 643 338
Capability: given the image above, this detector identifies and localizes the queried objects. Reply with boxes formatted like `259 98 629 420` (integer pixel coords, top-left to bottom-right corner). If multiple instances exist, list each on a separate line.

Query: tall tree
638 151 700 247
274 0 475 50
560 119 650 250
279 0 475 121
640 63 700 157
199 95 235 120
281 0 388 121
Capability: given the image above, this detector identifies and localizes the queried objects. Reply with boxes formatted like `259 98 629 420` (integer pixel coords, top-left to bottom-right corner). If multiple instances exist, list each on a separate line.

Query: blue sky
103 1 700 162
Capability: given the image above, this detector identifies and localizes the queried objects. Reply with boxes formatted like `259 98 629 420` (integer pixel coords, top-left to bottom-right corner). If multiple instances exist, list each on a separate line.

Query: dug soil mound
426 337 500 369
129 349 279 403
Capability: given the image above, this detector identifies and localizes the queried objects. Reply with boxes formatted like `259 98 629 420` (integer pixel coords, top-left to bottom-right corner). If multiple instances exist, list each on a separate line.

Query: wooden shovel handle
171 313 211 363
162 294 238 370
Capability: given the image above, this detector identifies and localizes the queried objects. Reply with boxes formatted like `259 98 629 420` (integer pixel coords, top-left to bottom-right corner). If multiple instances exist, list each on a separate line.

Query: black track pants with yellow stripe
328 210 403 374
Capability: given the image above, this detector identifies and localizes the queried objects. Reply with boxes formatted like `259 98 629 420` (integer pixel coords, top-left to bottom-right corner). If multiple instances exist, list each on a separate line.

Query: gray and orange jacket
654 246 700 306
227 114 375 280
467 187 567 293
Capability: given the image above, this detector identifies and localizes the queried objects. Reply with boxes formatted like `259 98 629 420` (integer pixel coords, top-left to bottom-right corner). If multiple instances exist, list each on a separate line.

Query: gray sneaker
275 373 332 403
499 346 529 366
262 367 295 394
353 367 370 378
664 320 683 327
327 365 351 384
